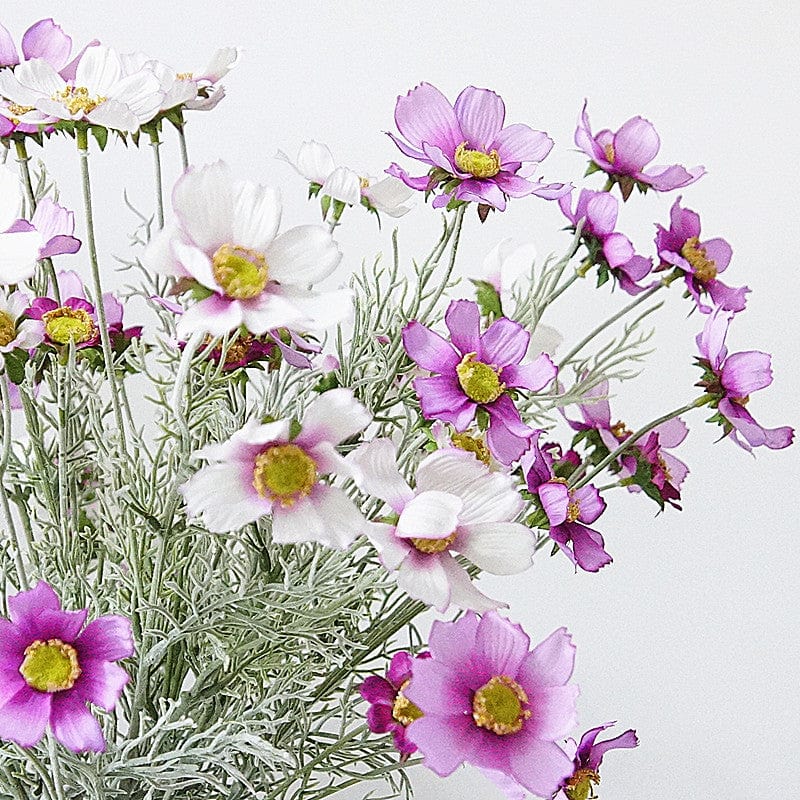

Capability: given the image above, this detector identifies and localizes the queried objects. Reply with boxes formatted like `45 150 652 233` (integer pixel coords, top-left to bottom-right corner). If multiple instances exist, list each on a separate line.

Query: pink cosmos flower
0 290 44 353
0 581 133 753
696 308 793 451
145 161 351 340
181 388 371 548
656 197 748 313
348 438 535 612
559 188 653 295
387 83 568 211
405 611 579 798
359 651 430 755
403 300 557 464
555 722 638 800
575 101 705 199
0 166 42 285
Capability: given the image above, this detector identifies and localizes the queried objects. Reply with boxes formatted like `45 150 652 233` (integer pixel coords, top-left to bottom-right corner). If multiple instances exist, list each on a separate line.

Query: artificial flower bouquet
0 16 793 800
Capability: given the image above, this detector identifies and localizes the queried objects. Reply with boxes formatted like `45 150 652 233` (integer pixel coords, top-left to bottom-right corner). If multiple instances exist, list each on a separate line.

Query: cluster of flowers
0 15 793 800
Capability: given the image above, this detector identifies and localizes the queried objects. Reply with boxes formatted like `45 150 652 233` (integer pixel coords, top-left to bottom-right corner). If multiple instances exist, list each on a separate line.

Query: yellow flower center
603 143 616 164
392 680 424 726
0 310 16 347
658 455 673 482
610 420 632 440
19 638 81 693
410 530 457 554
454 142 501 179
7 102 35 121
253 443 317 507
548 477 580 523
52 85 107 116
359 176 370 189
680 236 717 283
564 768 601 800
456 353 505 404
472 675 531 736
43 306 97 345
450 432 491 465
176 72 194 81
211 243 269 300
731 395 749 407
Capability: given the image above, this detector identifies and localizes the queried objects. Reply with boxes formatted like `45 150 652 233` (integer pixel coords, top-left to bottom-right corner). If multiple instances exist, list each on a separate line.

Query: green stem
47 735 66 800
148 128 165 229
601 176 614 192
177 124 189 171
308 759 421 800
419 204 465 321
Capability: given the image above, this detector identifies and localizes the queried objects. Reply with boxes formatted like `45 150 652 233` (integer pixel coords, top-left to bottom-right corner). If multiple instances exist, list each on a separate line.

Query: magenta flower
559 189 652 295
0 581 133 753
556 722 638 800
656 197 748 313
405 611 578 798
403 300 557 464
359 651 431 755
696 308 793 451
575 101 705 199
387 83 568 211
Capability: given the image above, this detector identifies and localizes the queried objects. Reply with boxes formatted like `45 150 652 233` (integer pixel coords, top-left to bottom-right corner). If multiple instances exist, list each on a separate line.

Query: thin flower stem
309 759 421 800
76 126 128 451
419 204 465 320
149 128 165 229
545 269 580 307
601 176 614 192
13 746 56 797
172 331 204 447
177 124 189 170
47 735 66 800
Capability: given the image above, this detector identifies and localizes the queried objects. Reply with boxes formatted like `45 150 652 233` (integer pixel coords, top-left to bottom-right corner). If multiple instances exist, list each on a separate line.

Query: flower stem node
42 306 98 344
456 353 505 404
472 675 531 735
19 639 82 693
454 142 501 179
211 243 269 300
564 768 601 800
253 444 317 506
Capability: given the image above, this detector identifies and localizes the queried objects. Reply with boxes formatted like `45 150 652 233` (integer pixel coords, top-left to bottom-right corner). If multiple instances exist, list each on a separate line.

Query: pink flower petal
493 124 553 165
394 83 462 156
479 317 529 366
7 581 61 625
517 627 576 687
509 738 575 797
75 615 134 662
73 659 129 711
0 685 51 747
612 116 660 172
453 86 505 151
402 320 460 373
50 693 105 753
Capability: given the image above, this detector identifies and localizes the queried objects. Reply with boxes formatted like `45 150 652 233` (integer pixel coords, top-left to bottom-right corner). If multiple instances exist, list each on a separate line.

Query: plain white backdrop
2 2 798 798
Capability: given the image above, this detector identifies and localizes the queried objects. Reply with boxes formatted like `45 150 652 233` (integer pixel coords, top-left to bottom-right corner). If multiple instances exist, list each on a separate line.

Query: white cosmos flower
145 161 351 340
0 290 43 352
347 438 536 612
180 389 371 549
277 140 414 217
0 166 41 285
0 45 164 131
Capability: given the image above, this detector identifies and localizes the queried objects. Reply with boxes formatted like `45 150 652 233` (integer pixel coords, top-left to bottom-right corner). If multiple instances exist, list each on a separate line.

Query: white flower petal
9 58 65 100
363 176 414 217
172 240 217 289
85 98 138 132
277 140 336 184
320 166 361 206
197 47 240 83
173 162 236 253
265 224 341 286
176 295 243 338
365 522 411 571
308 484 365 548
76 45 122 95
457 522 536 575
296 388 371 447
454 471 523 525
143 222 182 276
396 491 463 540
273 285 353 331
0 231 41 285
237 291 305 334
396 551 451 611
231 181 281 252
0 166 23 231
347 438 414 514
109 69 163 124
414 449 489 496
271 497 325 544
439 554 504 611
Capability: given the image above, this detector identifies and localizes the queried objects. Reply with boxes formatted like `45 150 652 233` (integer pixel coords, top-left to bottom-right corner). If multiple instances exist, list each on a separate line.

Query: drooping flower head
575 101 705 199
695 307 793 451
359 651 430 755
405 612 579 798
388 83 568 212
181 388 371 548
559 188 653 295
403 300 557 464
0 581 133 753
145 161 351 340
556 723 639 800
348 438 535 612
655 197 748 313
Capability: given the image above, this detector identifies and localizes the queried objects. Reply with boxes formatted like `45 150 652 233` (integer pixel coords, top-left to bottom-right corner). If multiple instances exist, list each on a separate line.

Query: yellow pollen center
454 142 501 179
603 143 616 164
658 455 673 482
472 675 531 736
43 306 97 345
359 176 370 189
211 243 269 300
410 530 457 554
392 681 424 726
0 310 16 347
450 432 491 465
681 236 717 283
610 420 632 440
7 102 35 117
456 353 505 404
732 395 750 407
53 85 106 116
19 639 81 693
564 768 601 800
253 444 317 506
206 334 256 366
176 72 194 80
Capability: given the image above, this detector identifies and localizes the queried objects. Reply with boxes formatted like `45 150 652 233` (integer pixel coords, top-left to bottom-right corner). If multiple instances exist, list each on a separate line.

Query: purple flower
556 722 638 799
656 197 748 313
387 83 568 212
696 308 793 451
559 189 653 294
359 651 430 755
405 611 579 798
575 101 705 199
0 581 133 753
403 300 557 464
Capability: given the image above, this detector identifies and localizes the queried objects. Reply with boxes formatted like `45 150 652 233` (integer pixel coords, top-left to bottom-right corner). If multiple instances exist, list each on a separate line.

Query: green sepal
288 419 303 440
3 348 28 385
475 406 490 431
90 125 109 151
471 279 503 319
584 161 603 177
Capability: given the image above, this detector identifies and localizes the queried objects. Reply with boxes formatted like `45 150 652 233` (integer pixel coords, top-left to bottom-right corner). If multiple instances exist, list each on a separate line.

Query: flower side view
695 307 793 451
348 438 535 612
388 83 568 211
405 611 579 798
0 290 43 353
0 581 133 753
403 299 557 464
181 388 371 548
575 101 705 199
0 166 42 284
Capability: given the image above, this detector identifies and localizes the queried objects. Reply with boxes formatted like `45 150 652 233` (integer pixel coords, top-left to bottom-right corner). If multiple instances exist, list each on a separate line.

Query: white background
3 2 798 798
